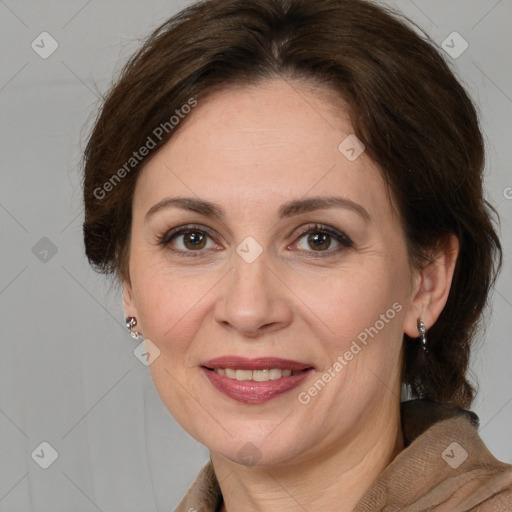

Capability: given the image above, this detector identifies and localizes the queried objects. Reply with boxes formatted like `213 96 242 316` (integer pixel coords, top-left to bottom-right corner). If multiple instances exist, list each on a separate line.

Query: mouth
205 368 303 381
200 356 315 404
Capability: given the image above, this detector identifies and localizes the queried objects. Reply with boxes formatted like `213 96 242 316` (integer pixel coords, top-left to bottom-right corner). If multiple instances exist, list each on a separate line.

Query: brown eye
293 224 353 256
182 231 207 250
307 232 331 251
159 225 217 254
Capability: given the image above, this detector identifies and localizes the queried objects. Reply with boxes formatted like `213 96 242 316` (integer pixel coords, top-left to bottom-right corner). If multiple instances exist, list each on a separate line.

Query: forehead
135 79 389 220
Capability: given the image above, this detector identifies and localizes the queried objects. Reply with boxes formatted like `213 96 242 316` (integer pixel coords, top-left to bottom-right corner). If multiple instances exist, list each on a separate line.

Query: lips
201 356 314 404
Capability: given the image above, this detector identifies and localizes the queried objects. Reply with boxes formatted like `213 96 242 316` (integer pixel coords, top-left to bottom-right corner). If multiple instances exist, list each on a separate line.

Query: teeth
213 368 296 381
271 368 291 379
253 369 269 382
236 369 253 381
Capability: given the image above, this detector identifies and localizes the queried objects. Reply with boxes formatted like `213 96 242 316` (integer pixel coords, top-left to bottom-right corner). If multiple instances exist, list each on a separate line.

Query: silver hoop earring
417 318 428 353
125 316 143 341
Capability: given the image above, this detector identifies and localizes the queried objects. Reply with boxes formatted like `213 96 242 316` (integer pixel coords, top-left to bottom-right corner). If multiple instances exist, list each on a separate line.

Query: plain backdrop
0 1 511 511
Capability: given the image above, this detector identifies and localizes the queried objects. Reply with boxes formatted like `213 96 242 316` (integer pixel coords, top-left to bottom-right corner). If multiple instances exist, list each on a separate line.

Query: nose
213 250 293 338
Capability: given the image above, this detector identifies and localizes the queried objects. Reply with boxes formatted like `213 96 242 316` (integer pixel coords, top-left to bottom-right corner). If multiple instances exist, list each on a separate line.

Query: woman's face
124 79 420 467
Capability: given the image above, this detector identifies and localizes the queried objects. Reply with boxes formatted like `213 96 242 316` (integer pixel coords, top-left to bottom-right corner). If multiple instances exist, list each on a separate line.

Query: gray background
0 1 510 511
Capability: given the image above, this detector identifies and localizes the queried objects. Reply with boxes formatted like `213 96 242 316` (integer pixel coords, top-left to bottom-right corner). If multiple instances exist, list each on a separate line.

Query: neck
213 408 404 512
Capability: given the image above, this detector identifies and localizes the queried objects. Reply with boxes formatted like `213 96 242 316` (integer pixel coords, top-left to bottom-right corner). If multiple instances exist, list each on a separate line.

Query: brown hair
82 0 501 408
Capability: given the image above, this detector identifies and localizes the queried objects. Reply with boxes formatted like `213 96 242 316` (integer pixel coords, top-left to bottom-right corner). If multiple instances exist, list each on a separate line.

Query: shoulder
358 399 512 511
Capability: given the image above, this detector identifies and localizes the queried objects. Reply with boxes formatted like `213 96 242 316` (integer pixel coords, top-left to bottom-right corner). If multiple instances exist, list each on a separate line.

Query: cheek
130 264 222 439
130 257 221 357
291 263 407 413
286 259 406 354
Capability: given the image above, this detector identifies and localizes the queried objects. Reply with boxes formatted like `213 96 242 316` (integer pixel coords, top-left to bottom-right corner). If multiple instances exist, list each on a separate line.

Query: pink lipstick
201 356 314 404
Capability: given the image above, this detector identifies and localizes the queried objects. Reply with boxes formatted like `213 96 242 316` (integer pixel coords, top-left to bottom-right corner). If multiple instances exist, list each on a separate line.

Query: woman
82 0 511 510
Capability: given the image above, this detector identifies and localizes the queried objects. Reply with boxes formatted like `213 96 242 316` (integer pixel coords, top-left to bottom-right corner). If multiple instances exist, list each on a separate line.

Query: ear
403 234 459 338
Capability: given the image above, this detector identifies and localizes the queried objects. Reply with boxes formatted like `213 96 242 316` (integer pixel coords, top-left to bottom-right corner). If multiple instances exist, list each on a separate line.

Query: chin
206 430 312 469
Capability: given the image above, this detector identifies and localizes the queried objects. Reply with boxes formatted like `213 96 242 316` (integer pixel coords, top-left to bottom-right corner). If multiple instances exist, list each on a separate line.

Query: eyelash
156 223 354 258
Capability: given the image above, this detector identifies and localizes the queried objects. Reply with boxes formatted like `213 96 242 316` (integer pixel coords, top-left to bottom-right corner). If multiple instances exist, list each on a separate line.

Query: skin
123 78 458 511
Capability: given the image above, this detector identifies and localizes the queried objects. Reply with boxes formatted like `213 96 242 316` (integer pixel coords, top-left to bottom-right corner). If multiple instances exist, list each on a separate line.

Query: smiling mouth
203 367 306 381
200 356 315 403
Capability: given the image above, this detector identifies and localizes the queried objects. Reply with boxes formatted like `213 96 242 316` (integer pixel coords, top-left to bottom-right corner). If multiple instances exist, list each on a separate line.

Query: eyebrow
145 195 371 222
